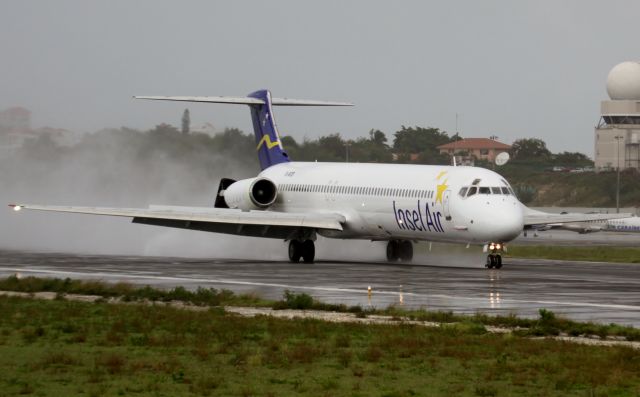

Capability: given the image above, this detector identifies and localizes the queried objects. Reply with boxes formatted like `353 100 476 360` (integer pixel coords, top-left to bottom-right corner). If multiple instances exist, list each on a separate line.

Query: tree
181 109 190 135
392 126 453 163
553 151 593 167
368 129 388 147
149 123 180 136
511 138 551 161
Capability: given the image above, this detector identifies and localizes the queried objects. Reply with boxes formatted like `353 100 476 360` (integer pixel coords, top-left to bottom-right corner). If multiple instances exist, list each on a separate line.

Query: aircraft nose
472 199 524 242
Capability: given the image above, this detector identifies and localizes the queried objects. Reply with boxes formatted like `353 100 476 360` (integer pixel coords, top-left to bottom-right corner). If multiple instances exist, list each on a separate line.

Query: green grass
3 277 640 342
0 296 639 396
0 275 272 307
507 245 640 264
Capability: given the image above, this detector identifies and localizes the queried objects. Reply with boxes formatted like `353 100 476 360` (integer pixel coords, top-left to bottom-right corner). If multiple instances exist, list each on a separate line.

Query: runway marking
1 266 640 312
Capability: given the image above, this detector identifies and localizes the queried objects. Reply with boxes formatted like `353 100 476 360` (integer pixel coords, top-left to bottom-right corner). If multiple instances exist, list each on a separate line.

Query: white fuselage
602 216 640 232
259 162 524 245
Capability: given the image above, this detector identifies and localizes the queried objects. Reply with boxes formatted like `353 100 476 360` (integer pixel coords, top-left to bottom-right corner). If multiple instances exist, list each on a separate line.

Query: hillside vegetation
3 123 638 208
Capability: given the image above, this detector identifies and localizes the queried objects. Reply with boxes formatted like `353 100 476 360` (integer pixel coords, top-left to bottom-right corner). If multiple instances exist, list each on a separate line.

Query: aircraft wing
523 209 631 227
8 204 344 239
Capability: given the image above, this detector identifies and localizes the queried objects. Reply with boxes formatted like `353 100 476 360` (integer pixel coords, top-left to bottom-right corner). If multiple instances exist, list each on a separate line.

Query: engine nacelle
223 177 278 210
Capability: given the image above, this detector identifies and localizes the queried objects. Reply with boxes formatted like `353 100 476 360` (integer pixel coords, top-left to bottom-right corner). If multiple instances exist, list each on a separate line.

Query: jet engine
223 177 278 210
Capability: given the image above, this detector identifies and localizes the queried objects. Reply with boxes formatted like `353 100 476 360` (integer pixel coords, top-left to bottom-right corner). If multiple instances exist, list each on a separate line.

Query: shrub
273 290 314 310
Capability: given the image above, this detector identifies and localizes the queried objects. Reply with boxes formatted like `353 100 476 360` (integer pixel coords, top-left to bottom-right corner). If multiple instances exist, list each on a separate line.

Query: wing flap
9 204 344 231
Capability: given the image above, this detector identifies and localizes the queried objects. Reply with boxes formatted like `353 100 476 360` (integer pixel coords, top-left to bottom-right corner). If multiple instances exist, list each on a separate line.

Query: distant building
437 138 511 165
0 107 31 132
191 122 216 136
595 61 640 171
0 106 78 158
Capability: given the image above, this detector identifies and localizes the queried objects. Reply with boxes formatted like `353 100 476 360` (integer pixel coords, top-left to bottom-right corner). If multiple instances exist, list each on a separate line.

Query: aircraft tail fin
135 90 352 170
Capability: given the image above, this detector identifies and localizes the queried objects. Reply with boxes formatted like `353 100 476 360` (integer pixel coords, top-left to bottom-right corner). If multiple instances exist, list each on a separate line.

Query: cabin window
479 187 491 194
459 187 468 197
467 187 477 196
491 187 501 194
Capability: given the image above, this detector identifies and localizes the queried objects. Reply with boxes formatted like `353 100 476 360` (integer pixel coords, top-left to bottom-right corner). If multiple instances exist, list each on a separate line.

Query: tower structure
595 61 640 170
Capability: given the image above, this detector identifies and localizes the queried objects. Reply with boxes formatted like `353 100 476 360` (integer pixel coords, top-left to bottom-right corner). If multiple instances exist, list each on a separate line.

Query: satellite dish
495 152 510 166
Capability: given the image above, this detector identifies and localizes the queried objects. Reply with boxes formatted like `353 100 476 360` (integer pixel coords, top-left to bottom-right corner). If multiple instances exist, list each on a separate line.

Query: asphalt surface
0 244 639 327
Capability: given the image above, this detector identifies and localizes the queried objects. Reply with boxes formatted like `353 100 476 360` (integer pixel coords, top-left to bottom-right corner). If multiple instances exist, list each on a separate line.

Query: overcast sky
2 1 638 156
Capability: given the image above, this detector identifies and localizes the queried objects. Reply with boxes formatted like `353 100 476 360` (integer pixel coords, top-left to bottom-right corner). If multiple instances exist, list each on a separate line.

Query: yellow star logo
435 178 448 204
436 171 447 180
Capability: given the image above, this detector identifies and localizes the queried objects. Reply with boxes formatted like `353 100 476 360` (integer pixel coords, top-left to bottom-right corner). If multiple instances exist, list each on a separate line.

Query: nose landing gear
485 242 505 269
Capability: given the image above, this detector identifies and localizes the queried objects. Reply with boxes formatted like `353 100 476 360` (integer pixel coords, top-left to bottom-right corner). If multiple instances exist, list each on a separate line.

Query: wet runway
0 249 639 327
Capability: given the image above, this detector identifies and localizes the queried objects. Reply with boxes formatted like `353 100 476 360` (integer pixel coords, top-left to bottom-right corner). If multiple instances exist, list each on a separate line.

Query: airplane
8 89 631 269
524 214 640 235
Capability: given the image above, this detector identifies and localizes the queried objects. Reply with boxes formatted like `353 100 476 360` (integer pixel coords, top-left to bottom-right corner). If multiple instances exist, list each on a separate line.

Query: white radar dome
606 61 640 100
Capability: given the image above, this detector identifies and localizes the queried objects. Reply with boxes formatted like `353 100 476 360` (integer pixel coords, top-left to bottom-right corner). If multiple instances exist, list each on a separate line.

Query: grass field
507 245 640 264
1 295 640 397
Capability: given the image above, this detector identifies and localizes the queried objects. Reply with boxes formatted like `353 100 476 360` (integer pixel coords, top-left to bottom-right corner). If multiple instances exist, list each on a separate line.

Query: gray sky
2 1 638 156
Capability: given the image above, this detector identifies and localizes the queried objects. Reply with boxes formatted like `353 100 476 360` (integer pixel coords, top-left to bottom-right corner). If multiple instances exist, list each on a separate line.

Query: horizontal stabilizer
134 96 353 107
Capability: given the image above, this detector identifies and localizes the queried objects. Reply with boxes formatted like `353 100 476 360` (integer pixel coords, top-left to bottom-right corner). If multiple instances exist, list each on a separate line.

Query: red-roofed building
0 107 31 133
437 138 511 164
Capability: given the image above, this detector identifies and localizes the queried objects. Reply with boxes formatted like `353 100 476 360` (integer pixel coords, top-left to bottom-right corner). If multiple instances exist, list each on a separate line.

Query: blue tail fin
247 90 290 170
134 90 352 171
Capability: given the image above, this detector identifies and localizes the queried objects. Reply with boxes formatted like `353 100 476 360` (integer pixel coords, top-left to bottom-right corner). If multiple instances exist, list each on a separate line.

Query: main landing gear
485 242 505 269
386 240 413 262
288 240 315 263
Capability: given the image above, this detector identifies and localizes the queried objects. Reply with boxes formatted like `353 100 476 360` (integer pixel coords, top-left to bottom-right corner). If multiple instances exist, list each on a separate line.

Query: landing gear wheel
486 255 494 269
386 240 400 262
494 255 502 269
399 240 413 262
288 240 302 263
301 240 315 263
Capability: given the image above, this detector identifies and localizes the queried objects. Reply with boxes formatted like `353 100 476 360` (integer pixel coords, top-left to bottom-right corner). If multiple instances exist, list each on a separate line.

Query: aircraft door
443 190 451 221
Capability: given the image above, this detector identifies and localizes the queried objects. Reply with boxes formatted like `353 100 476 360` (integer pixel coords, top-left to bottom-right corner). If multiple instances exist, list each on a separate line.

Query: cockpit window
467 186 477 196
501 187 510 195
459 187 468 197
479 187 491 194
491 187 501 194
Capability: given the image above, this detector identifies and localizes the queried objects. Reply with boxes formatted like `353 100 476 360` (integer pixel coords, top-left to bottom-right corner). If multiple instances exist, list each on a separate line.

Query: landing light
12 205 22 212
489 243 495 250
496 243 502 250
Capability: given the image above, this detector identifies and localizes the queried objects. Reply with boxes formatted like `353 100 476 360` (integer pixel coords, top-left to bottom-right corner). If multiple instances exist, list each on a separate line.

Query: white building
595 61 640 170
